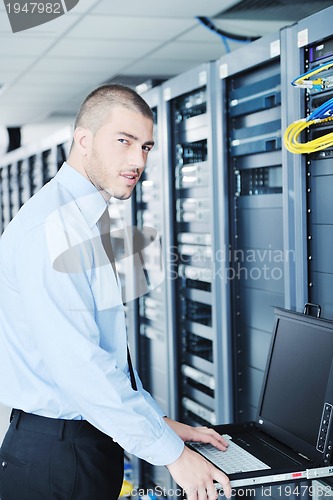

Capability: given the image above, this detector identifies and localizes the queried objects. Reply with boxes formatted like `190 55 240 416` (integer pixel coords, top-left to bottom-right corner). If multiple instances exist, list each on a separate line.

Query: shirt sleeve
132 369 168 417
14 219 184 467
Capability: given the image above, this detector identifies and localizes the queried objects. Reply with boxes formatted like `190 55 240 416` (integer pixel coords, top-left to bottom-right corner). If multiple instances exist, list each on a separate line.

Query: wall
21 118 73 147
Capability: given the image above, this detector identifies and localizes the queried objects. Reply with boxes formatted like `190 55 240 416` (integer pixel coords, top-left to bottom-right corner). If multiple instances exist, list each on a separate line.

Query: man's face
83 106 154 200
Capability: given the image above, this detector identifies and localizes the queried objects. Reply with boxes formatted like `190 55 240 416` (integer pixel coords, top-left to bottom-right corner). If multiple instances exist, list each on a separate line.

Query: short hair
74 83 153 134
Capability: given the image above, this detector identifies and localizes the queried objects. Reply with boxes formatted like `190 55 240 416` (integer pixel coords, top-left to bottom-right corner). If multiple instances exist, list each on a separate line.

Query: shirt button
1 461 7 469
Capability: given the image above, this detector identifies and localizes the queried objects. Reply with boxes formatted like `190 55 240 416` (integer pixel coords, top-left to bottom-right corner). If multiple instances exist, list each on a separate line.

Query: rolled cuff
137 419 185 466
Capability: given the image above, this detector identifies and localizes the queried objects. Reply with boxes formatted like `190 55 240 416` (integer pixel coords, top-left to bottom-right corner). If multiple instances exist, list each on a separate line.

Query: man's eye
142 146 152 153
118 138 128 144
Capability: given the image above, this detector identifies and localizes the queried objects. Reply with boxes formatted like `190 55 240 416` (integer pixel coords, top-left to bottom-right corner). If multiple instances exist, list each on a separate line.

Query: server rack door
216 33 285 422
162 63 233 430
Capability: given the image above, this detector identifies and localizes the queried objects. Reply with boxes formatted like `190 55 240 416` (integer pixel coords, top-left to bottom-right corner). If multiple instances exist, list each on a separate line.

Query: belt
10 409 108 440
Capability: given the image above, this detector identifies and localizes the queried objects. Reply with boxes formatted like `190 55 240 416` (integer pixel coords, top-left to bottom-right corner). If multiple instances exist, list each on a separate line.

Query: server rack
216 33 285 422
0 127 71 234
293 7 333 321
281 20 333 496
162 63 233 430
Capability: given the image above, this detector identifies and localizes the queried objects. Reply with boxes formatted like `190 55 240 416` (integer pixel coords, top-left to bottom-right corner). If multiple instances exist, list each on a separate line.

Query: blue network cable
196 16 259 53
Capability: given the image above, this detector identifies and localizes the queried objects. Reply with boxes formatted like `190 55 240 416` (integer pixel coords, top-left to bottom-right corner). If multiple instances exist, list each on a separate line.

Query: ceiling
0 0 331 128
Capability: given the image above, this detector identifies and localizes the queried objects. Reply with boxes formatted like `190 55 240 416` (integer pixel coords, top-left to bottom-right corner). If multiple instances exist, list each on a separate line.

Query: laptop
189 308 333 489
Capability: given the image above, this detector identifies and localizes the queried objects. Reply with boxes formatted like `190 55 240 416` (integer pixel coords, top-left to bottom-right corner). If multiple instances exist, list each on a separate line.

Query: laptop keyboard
191 434 271 474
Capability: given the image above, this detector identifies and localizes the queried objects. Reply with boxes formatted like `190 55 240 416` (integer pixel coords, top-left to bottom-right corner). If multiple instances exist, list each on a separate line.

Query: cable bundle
284 62 333 154
284 118 333 154
291 60 333 90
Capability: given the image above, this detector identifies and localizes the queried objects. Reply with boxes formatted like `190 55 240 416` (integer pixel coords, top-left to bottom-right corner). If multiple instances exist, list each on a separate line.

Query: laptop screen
258 309 333 460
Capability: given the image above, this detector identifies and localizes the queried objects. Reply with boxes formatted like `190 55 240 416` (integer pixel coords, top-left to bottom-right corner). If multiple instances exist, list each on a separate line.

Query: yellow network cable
284 116 333 154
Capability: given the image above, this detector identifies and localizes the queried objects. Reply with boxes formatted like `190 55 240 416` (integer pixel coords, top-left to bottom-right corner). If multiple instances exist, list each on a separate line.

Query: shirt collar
54 162 107 229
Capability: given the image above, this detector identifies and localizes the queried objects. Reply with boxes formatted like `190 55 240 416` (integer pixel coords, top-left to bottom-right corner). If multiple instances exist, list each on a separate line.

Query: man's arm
13 221 184 466
164 417 231 499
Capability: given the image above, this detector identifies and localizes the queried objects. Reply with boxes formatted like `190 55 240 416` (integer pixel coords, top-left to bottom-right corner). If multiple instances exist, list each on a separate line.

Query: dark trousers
0 410 124 500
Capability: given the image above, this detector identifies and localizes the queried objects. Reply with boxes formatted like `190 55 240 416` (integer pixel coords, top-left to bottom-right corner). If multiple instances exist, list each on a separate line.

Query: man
0 84 231 500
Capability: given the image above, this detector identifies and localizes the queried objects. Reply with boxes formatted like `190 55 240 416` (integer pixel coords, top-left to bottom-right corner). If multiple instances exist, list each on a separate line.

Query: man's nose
128 146 146 170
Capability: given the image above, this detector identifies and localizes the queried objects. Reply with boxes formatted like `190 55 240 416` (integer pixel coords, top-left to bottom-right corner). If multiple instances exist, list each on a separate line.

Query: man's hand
163 418 231 499
163 417 229 451
167 445 231 500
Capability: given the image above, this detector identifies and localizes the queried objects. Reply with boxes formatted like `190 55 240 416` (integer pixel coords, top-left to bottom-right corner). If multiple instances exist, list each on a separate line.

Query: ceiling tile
14 71 113 90
0 71 19 85
67 15 196 41
0 36 55 56
0 110 38 126
0 104 64 126
32 57 135 74
152 41 225 61
67 0 100 14
0 12 11 32
47 38 162 58
120 59 199 77
92 0 241 18
0 91 61 104
0 56 36 71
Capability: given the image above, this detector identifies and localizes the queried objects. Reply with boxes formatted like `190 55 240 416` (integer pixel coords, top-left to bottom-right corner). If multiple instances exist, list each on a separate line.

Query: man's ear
73 127 92 157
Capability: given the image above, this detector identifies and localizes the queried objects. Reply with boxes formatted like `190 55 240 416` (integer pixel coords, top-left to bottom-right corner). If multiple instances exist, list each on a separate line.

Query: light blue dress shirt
0 162 184 466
